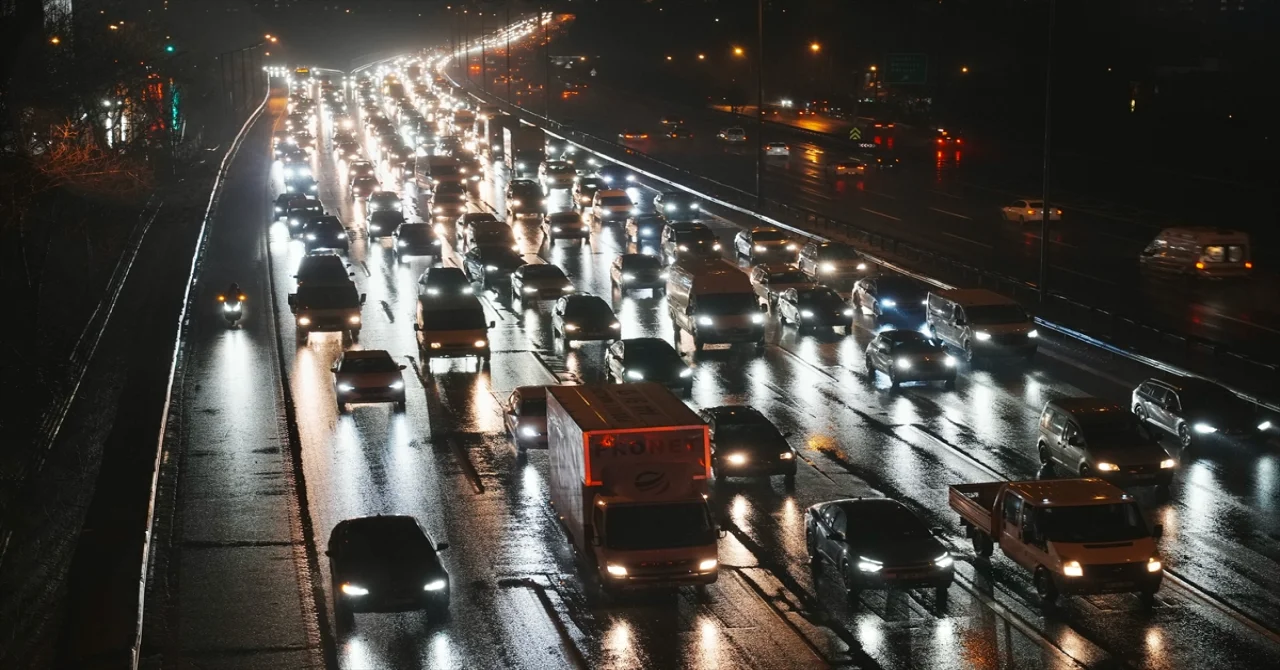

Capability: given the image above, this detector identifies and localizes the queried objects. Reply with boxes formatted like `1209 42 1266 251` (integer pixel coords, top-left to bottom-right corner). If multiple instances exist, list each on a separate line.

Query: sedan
764 142 791 157
418 266 474 298
718 127 747 142
334 140 362 162
734 227 798 263
285 201 324 237
510 263 574 307
618 129 650 141
865 330 957 389
573 176 606 207
504 386 548 450
275 193 311 220
327 515 450 632
429 185 467 219
610 254 666 295
851 275 931 329
1002 199 1062 223
624 214 664 248
285 175 318 196
776 286 854 333
506 179 545 219
367 191 403 214
806 498 954 602
539 160 577 189
594 165 636 186
466 220 519 253
653 191 700 223
605 337 693 397
331 350 407 412
827 158 868 177
351 175 380 198
665 126 694 139
543 211 590 242
700 406 796 489
392 223 441 264
367 210 405 239
463 246 524 289
749 264 814 310
302 216 349 254
591 190 634 224
552 295 620 343
454 212 502 251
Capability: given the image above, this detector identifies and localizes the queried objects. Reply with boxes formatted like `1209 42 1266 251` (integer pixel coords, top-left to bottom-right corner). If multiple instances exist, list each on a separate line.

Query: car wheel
350 329 360 343
889 372 900 389
1018 215 1026 224
852 295 862 315
962 340 975 363
1134 406 1153 438
1178 423 1193 451
396 400 406 412
935 586 950 606
972 532 994 558
1034 567 1058 608
805 528 821 566
714 465 726 482
841 562 862 601
336 401 346 414
334 601 354 634
1139 589 1158 608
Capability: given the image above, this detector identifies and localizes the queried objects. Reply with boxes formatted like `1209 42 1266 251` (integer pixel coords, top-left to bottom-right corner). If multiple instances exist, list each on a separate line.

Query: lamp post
1038 0 1056 301
542 6 551 119
754 0 764 209
506 5 512 103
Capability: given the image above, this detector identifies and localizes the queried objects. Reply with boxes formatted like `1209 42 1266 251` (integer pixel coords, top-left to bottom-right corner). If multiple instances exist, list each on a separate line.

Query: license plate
887 571 928 580
1105 581 1134 590
1131 473 1155 480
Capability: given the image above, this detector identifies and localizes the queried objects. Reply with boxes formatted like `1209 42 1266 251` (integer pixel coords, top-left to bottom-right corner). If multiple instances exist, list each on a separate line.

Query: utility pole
542 6 551 119
754 0 764 209
480 12 487 94
506 5 512 103
1039 0 1056 301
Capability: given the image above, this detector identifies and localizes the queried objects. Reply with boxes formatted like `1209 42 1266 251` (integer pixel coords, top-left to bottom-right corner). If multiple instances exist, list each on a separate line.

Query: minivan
666 258 766 352
1037 398 1175 489
414 295 495 373
926 289 1037 362
1138 227 1251 278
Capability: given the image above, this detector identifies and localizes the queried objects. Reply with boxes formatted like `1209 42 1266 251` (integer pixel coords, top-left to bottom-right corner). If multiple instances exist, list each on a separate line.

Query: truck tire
783 473 796 491
972 533 994 558
1034 568 1058 608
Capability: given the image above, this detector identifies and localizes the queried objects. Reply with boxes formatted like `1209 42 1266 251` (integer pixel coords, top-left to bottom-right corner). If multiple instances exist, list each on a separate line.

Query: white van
666 258 766 351
414 295 495 373
1138 227 1251 278
926 289 1037 362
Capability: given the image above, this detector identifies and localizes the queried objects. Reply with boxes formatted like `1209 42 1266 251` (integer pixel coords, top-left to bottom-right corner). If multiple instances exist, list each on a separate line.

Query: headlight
622 273 635 281
305 234 316 240
785 243 795 250
423 579 447 591
434 207 443 213
1027 329 1039 338
974 331 992 341
1193 423 1217 434
389 380 404 390
1147 558 1162 573
944 355 957 367
631 208 641 216
1063 561 1084 578
552 226 562 232
1095 462 1118 472
297 316 311 326
820 262 835 273
800 310 814 318
1259 421 1273 432
779 451 793 460
843 308 855 316
678 245 689 252
340 583 369 596
348 315 361 324
881 299 897 308
398 240 407 247
754 245 766 252
510 199 521 207
563 324 578 331
606 564 627 577
895 358 912 370
712 243 721 251
610 322 621 329
426 288 439 295
520 425 538 438
1159 458 1176 469
679 368 692 378
935 553 954 569
523 287 537 294
691 204 699 210
856 558 882 573
625 369 644 380
698 558 718 572
750 313 764 324
697 316 713 326
474 340 487 348
625 175 636 182
485 265 498 271
337 233 347 240
726 453 747 465
563 285 576 292
430 342 443 349
337 383 354 392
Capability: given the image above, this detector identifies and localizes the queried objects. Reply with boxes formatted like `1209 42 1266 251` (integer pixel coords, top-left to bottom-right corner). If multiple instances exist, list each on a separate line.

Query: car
717 127 747 142
618 129 650 141
776 286 854 333
327 515 450 632
624 214 664 248
347 160 376 182
457 156 484 191
277 144 308 168
934 128 963 147
367 210 405 239
749 264 814 310
594 164 635 186
1002 199 1062 223
605 338 692 395
542 211 589 242
610 254 666 295
851 275 931 328
661 222 720 264
392 223 441 263
280 160 312 181
503 386 549 450
734 227 798 263
510 263 574 307
653 191 700 223
454 212 502 251
806 498 954 602
764 142 791 157
331 350 407 412
827 157 869 177
660 115 685 126
572 176 606 207
864 330 957 389
351 175 380 198
797 241 869 284
467 220 519 252
858 149 901 171
591 189 633 223
367 191 403 213
1038 398 1176 488
664 126 694 139
429 183 468 219
274 193 311 220
506 179 545 219
551 294 620 344
291 130 316 154
302 216 349 253
1131 377 1263 452
418 266 474 297
699 406 797 488
435 135 463 156
462 246 524 289
334 140 362 162
538 160 577 189
285 175 319 195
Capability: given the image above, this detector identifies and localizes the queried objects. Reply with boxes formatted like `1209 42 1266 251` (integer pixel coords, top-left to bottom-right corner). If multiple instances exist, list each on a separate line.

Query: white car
1002 199 1062 223
591 189 634 223
718 127 747 142
764 142 790 157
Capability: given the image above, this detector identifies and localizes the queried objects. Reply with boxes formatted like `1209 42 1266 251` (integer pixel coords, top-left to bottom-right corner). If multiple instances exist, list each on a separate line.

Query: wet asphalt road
167 69 1280 669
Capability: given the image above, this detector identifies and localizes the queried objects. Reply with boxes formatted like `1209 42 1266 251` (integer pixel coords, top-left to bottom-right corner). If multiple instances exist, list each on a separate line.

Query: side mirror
359 293 367 305
413 323 421 331
1152 524 1164 540
489 320 496 328
955 318 966 327
436 542 450 552
760 303 769 313
398 364 407 370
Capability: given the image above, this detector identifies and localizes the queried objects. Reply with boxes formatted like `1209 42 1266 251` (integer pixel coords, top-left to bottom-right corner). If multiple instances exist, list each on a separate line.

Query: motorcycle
218 292 246 327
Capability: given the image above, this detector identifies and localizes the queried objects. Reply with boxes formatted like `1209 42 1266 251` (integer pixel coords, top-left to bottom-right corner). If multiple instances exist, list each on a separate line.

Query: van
294 253 354 288
414 156 463 191
666 258 766 351
1037 398 1175 489
926 288 1037 362
414 295 495 373
1138 227 1251 278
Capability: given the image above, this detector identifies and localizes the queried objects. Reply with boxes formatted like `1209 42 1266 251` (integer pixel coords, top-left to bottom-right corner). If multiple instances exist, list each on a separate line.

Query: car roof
426 266 466 278
547 211 581 220
880 330 934 344
1048 397 1124 415
821 498 915 516
332 514 421 535
514 385 547 399
933 288 1017 307
760 263 802 274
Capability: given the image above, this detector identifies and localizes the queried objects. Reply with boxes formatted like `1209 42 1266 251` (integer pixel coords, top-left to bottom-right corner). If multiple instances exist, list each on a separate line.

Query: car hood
336 371 402 386
854 535 946 567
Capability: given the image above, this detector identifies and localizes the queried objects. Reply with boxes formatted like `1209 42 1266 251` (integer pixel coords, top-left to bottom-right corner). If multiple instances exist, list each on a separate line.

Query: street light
697 53 706 61
961 65 969 74
733 46 745 57
809 42 821 53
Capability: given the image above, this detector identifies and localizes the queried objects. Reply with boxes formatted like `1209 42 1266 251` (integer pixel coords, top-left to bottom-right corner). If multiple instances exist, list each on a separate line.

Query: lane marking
863 188 896 200
929 206 971 220
1205 309 1280 337
1051 264 1121 286
931 190 962 200
941 231 992 249
860 207 900 221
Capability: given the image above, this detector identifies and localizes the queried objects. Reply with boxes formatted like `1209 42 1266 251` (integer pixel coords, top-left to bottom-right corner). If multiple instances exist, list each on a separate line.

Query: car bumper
603 567 718 589
973 341 1037 357
337 389 405 403
297 317 359 332
342 590 448 614
1054 570 1162 597
855 566 954 591
1096 469 1175 488
422 344 490 359
563 330 619 341
715 459 797 477
620 277 665 289
894 366 956 383
548 227 589 238
693 326 765 344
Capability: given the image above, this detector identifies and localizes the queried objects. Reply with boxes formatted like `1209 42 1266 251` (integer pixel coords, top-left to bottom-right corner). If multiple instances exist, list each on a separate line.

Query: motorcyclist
221 282 245 303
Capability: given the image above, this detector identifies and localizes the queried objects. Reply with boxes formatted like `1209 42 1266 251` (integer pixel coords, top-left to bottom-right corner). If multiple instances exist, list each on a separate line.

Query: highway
131 54 1280 669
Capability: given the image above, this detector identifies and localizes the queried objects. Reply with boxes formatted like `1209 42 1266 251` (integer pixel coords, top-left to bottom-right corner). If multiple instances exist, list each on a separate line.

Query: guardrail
440 62 1280 417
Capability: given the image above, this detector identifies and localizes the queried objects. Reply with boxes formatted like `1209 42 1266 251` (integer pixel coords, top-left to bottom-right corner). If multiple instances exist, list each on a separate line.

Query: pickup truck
949 478 1164 607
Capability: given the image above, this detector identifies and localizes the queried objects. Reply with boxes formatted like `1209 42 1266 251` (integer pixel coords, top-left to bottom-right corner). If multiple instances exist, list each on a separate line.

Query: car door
552 299 566 333
1057 421 1085 473
861 279 878 312
820 506 848 564
779 290 796 322
1161 390 1183 434
997 492 1034 568
606 342 623 378
505 390 520 434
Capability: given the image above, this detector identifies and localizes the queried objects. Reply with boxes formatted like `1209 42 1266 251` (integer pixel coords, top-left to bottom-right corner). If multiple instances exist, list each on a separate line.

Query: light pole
506 5 512 103
542 6 551 119
755 0 764 209
480 12 487 94
1039 0 1056 301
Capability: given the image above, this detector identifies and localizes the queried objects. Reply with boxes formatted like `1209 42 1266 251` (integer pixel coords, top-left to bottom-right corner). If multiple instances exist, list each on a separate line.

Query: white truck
547 383 720 590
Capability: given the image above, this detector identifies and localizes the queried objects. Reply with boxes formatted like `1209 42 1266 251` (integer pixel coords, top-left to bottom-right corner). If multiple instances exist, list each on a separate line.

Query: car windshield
399 225 433 241
716 423 784 450
434 193 464 202
768 271 810 284
432 165 460 176
752 230 787 242
548 213 581 224
341 356 399 373
600 196 631 207
520 398 547 415
878 279 927 301
797 289 842 307
676 228 715 243
421 308 487 330
425 272 468 289
605 502 715 551
819 246 859 260
522 265 566 280
370 211 403 222
852 507 931 539
473 226 511 241
294 286 358 309
697 293 758 316
566 300 613 320
1038 502 1149 543
342 523 435 563
966 304 1029 324
623 256 661 271
511 184 540 196
1079 412 1149 447
895 339 945 354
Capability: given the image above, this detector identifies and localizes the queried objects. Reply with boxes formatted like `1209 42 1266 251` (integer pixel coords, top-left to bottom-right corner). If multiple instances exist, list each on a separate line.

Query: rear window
768 270 809 284
521 265 566 279
1202 245 1246 263
422 308 487 330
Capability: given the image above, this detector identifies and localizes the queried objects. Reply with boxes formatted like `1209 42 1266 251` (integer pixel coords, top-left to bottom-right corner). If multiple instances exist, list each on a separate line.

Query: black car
302 216 349 253
624 214 664 248
610 253 666 295
851 275 930 328
552 294 620 343
455 212 502 251
662 223 720 265
463 246 524 289
806 498 954 602
367 191 403 214
1131 377 1263 451
367 210 405 239
865 330 956 389
418 266 474 298
699 406 797 489
653 191 701 223
285 200 324 236
573 176 605 207
327 515 450 632
511 263 573 306
285 175 319 196
274 193 309 220
429 184 467 219
605 337 693 397
776 286 854 333
393 223 441 263
543 211 590 242
595 164 636 186
506 179 545 219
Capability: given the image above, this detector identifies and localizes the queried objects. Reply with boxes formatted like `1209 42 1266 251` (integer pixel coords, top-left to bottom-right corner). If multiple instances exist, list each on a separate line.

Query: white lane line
941 231 992 249
929 207 972 220
932 190 962 200
863 189 896 200
1206 310 1280 336
860 207 900 221
1051 264 1121 286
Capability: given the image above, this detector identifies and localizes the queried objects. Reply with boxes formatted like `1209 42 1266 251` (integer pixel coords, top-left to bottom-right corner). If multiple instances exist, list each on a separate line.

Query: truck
288 282 366 344
547 383 720 590
482 114 515 159
503 125 545 177
414 155 463 191
949 478 1164 607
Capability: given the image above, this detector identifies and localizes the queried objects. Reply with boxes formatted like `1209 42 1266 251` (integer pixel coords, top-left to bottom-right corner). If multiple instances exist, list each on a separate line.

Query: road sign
885 53 928 85
848 126 862 141
590 68 597 77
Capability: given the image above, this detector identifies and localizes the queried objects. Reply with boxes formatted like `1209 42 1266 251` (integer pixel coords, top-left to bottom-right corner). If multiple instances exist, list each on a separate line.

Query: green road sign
885 53 927 85
849 127 862 140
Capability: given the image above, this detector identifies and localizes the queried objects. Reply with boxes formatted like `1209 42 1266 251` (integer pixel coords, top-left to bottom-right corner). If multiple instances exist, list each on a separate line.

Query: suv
1131 377 1261 451
797 241 868 285
331 350 407 413
1039 397 1175 489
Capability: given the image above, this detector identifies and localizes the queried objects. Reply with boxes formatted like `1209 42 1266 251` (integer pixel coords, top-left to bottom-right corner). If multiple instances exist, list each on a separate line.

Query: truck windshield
606 503 714 550
1039 502 1148 543
697 293 758 316
966 304 1028 325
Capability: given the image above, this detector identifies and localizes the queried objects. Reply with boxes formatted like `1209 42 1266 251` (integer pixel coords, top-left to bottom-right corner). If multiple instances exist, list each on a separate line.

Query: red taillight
1195 261 1205 270
1245 261 1254 269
